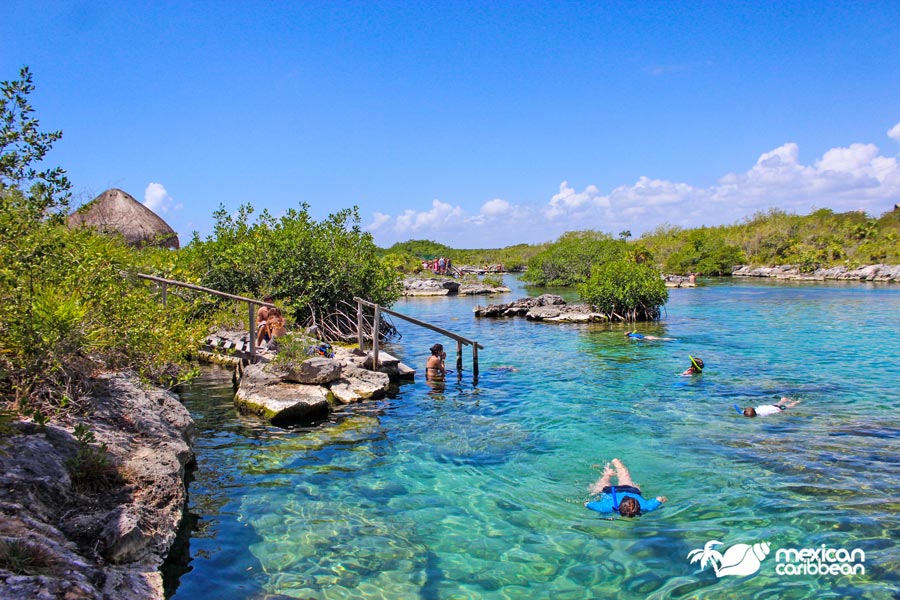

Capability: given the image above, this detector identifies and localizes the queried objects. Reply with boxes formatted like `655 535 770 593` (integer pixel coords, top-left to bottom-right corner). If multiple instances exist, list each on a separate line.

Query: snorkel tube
734 404 743 415
689 355 703 372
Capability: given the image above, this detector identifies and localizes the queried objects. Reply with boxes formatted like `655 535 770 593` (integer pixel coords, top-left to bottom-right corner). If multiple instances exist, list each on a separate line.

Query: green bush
1 67 201 415
522 231 627 286
182 204 402 340
579 259 669 321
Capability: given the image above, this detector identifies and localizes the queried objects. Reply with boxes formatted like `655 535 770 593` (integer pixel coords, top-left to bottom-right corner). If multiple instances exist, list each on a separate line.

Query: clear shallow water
167 277 900 599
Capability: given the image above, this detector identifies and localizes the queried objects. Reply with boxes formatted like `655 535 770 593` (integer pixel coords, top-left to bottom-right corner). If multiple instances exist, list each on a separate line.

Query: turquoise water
167 277 900 599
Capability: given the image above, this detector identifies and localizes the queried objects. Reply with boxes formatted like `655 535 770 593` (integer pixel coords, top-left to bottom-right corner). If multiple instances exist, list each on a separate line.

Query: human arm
639 496 666 512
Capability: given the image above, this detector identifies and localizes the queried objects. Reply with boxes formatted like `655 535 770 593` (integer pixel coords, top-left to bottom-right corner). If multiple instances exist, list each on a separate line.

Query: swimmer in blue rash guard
585 458 667 518
624 330 674 341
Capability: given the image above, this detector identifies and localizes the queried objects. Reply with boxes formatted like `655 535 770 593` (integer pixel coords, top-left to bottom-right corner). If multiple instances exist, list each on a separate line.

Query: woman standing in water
426 343 446 380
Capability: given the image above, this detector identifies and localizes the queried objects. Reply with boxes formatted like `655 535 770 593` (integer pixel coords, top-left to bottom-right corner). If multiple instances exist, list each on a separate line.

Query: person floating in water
584 458 667 518
740 397 801 417
624 330 675 341
425 343 446 380
682 355 704 375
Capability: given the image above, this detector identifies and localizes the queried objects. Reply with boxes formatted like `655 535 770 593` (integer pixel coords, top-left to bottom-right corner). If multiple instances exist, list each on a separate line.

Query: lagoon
167 276 900 599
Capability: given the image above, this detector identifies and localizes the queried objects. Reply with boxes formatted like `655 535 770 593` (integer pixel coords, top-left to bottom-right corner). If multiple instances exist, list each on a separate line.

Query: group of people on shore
423 257 453 275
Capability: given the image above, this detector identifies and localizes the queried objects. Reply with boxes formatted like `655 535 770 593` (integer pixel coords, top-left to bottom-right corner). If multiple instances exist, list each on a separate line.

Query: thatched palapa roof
68 188 180 249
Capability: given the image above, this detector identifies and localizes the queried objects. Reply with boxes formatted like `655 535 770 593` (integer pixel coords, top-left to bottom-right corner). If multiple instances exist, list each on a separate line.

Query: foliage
521 231 628 286
269 332 320 370
181 204 403 339
579 259 669 321
381 239 542 273
663 228 746 275
481 273 503 287
640 207 900 273
1 66 71 218
0 539 60 576
0 67 201 417
65 423 121 493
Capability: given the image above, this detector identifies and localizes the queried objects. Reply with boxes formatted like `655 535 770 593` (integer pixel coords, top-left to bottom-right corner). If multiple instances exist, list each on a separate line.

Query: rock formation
0 372 196 600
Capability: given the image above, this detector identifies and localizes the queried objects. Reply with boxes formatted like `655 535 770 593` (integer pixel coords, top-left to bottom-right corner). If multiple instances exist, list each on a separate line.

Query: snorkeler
682 355 704 375
739 397 801 417
624 330 674 341
584 458 667 518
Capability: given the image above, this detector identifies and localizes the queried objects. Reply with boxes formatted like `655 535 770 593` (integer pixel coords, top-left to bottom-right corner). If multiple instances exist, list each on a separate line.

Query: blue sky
3 1 899 248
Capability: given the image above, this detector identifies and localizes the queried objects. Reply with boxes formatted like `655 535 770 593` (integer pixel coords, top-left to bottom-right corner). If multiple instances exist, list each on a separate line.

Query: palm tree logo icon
688 540 725 575
688 540 771 578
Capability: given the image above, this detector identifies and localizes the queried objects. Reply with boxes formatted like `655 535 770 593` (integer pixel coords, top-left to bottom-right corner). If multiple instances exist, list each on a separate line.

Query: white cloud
366 212 391 231
394 199 464 232
143 182 180 214
368 121 900 247
889 121 900 143
480 198 511 217
544 181 609 219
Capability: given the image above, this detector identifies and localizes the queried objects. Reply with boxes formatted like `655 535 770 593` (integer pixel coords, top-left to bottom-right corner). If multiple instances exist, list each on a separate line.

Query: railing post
472 343 479 377
456 340 463 373
249 302 256 362
357 301 365 351
372 305 380 369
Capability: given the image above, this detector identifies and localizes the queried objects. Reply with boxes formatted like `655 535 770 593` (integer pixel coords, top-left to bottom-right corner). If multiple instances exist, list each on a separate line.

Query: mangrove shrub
579 259 668 321
522 231 628 286
182 203 403 339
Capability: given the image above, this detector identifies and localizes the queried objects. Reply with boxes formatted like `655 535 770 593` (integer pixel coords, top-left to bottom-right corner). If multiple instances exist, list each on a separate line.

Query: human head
689 356 704 372
263 295 274 303
743 407 757 417
430 343 444 356
618 496 641 518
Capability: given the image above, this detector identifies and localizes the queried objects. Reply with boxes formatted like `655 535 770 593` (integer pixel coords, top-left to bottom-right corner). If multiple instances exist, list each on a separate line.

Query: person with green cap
682 355 704 376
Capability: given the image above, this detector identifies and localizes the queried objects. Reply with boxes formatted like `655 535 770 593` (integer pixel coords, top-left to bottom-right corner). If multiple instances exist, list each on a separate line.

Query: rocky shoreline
732 264 900 282
0 373 196 600
403 276 510 297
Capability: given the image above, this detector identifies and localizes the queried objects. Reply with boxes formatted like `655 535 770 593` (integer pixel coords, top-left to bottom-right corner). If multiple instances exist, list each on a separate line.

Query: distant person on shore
682 355 704 376
585 458 667 518
256 295 275 346
426 343 446 380
741 397 801 417
625 330 674 341
688 273 696 284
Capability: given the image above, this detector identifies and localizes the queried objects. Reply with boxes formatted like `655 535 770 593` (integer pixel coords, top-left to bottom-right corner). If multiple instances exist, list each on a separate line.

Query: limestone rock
328 367 391 404
234 363 330 424
279 357 342 385
0 371 195 600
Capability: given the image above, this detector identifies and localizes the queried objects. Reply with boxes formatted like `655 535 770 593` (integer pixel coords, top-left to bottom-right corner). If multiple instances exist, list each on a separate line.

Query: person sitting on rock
585 458 667 518
741 397 801 417
426 343 446 380
256 295 275 346
263 308 288 351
